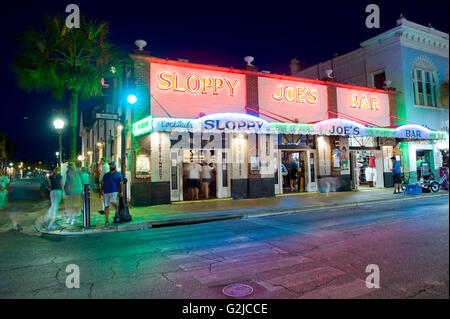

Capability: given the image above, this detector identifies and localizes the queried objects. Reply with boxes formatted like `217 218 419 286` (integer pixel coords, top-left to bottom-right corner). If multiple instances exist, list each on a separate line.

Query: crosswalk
140 218 376 299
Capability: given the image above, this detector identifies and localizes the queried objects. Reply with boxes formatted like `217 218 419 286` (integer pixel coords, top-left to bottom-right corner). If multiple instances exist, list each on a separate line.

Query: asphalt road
0 179 448 299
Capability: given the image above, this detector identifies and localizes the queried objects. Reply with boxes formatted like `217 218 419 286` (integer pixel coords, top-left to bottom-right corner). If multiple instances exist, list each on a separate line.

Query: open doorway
416 150 433 180
350 150 380 189
281 150 307 193
182 150 217 201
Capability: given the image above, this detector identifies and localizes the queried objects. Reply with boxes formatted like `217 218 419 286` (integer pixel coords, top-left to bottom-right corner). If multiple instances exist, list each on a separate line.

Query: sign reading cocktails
151 63 246 118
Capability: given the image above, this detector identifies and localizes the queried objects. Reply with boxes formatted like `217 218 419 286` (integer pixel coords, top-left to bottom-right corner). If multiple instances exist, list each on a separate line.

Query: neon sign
271 84 319 104
349 93 380 110
157 71 239 97
132 115 152 136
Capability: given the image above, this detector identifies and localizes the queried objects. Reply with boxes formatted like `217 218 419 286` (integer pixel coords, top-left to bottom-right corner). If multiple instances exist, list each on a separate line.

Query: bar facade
128 55 447 206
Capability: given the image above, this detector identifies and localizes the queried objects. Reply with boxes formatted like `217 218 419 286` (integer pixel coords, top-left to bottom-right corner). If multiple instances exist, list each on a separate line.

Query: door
373 150 384 187
170 149 183 202
306 150 318 192
216 148 231 198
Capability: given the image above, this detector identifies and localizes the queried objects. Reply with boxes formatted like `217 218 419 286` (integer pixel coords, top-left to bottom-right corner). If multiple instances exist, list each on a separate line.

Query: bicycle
429 173 448 193
400 172 410 194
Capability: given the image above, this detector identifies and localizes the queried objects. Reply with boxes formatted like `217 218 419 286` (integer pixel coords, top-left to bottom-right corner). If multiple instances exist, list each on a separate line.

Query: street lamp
53 119 64 168
116 63 137 223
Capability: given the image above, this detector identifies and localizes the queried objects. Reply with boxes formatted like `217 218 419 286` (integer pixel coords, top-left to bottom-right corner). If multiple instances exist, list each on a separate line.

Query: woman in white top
201 162 214 199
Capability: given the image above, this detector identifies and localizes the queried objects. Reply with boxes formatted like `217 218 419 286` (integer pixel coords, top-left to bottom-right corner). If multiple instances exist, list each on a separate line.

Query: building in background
79 77 123 170
127 47 445 206
292 16 449 183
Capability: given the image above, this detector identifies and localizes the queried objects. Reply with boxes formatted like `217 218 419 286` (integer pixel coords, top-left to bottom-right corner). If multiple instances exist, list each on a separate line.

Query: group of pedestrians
45 162 88 229
184 160 215 200
44 157 124 229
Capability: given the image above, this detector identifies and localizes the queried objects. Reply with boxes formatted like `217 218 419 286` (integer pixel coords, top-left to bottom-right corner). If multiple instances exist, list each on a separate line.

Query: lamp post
116 62 136 223
53 119 64 167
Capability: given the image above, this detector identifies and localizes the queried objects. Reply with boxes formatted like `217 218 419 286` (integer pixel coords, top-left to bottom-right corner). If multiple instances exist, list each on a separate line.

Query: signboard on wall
150 63 246 118
258 77 328 123
336 87 390 127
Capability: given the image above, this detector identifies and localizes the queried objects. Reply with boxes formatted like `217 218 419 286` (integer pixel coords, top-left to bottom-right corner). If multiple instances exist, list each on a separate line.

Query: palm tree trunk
69 90 79 163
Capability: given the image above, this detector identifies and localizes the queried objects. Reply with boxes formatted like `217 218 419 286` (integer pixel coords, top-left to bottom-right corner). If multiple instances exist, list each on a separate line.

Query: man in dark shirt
100 162 123 226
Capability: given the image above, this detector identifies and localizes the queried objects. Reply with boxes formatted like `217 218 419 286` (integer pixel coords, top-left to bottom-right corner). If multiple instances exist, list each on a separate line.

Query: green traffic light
127 94 137 104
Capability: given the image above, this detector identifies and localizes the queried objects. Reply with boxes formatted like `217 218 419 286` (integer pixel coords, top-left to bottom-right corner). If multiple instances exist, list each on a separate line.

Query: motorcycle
420 173 446 193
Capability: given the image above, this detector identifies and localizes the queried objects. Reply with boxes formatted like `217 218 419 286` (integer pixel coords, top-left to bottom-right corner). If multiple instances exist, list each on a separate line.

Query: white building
292 16 449 182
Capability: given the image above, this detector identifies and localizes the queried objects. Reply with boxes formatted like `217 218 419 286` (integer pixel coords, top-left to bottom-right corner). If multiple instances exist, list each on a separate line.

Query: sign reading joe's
312 119 367 136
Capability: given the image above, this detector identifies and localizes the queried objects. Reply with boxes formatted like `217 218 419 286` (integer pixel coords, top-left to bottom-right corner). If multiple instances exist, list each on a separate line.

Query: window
412 60 439 107
373 71 386 89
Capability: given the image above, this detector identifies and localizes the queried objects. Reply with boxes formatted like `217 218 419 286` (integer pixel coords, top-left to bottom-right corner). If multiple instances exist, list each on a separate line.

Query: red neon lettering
297 87 305 103
213 78 224 95
186 74 201 93
201 76 213 94
157 71 172 90
360 95 369 109
284 86 295 102
174 73 185 92
272 84 284 101
349 94 359 108
225 79 239 97
371 97 380 110
307 89 318 104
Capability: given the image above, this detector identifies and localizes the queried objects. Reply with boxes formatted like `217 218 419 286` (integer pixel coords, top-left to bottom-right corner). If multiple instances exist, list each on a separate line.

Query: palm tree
12 14 124 162
0 131 16 174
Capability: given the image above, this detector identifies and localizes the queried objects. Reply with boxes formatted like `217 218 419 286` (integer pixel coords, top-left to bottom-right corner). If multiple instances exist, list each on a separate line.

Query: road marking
268 266 346 288
193 256 313 285
298 279 374 299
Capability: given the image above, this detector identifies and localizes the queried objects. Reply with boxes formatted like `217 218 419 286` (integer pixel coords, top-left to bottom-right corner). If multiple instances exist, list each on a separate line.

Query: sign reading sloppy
157 71 239 97
150 63 246 118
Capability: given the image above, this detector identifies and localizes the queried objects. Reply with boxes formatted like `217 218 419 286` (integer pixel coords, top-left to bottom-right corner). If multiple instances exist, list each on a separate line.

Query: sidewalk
35 188 449 235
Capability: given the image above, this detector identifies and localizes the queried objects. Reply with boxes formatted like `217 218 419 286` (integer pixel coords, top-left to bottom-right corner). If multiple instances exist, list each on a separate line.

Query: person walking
100 161 123 226
45 167 62 230
201 162 214 200
98 157 110 215
391 156 402 194
64 162 82 225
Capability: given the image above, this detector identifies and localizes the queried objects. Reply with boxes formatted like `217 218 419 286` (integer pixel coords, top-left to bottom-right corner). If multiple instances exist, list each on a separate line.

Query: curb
35 192 448 236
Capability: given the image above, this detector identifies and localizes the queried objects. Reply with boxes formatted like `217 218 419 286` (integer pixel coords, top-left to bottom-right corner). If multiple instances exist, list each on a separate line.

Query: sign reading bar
336 87 390 127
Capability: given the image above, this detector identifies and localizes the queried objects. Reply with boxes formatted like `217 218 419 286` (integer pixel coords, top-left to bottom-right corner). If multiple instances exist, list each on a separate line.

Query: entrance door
280 150 311 193
170 149 183 202
373 150 384 187
306 150 318 192
216 149 231 198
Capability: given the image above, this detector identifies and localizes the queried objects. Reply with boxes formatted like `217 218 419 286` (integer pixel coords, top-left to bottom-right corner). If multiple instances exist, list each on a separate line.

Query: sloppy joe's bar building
127 54 447 206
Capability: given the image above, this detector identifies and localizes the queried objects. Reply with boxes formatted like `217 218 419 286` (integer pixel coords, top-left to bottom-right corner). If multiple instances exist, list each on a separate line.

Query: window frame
412 66 439 107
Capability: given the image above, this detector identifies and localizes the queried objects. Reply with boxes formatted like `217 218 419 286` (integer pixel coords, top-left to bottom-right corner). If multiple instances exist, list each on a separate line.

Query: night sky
0 0 448 165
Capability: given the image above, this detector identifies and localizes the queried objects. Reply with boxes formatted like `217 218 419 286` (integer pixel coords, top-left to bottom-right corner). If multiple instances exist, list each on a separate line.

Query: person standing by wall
391 156 402 194
45 167 62 230
100 161 123 226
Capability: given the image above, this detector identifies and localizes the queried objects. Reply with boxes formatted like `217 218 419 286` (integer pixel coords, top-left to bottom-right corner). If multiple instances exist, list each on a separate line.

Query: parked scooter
420 173 445 193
